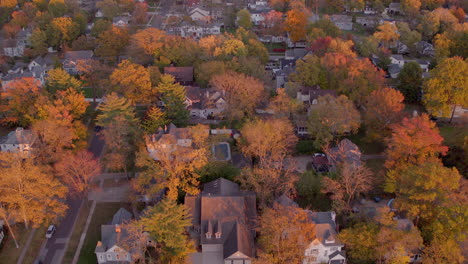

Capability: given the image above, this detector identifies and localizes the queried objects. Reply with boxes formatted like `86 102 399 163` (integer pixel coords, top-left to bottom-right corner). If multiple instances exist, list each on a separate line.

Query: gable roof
64 50 93 61
164 66 194 83
0 128 36 146
111 208 132 225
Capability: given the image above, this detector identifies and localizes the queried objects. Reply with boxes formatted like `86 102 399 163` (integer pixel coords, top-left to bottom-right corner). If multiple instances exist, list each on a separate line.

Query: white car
45 225 56 239
313 153 326 157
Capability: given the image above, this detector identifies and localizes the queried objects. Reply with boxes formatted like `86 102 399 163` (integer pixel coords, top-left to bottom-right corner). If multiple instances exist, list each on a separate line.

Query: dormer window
205 232 212 239
215 232 221 239
325 238 335 244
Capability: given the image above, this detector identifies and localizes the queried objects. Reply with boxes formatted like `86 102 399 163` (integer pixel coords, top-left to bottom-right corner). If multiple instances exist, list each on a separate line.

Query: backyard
0 225 47 264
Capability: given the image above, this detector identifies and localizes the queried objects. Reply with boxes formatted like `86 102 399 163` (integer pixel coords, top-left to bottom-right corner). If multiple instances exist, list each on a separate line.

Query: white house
330 15 353 31
179 23 221 38
390 54 405 66
189 7 210 21
0 128 36 156
2 39 25 57
250 12 266 25
95 208 133 263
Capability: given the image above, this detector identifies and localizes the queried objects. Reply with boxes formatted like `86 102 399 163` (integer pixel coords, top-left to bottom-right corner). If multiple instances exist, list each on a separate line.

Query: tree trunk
449 104 457 123
3 217 19 248
22 209 29 230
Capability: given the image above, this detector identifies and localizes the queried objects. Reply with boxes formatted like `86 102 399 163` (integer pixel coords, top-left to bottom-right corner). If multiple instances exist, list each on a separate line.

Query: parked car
46 225 56 238
94 125 102 132
313 153 326 157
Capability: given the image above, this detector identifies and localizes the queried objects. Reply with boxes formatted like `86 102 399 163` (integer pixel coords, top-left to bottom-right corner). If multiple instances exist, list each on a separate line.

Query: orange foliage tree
285 4 309 42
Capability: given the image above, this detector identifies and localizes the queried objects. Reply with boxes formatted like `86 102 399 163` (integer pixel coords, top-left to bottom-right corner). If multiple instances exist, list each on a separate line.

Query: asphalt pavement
36 133 104 264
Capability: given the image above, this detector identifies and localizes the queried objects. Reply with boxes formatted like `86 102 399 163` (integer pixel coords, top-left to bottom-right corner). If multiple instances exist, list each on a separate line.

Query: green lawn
77 202 132 264
296 171 332 211
22 226 48 264
439 126 468 147
0 224 31 263
82 87 103 99
62 201 93 264
0 225 47 264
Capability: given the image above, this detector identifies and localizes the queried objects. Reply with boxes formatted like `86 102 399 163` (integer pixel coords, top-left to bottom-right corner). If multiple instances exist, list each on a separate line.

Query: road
37 133 105 264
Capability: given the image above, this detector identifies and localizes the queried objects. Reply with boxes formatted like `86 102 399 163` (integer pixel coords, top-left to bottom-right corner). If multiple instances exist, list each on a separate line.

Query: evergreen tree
157 75 189 126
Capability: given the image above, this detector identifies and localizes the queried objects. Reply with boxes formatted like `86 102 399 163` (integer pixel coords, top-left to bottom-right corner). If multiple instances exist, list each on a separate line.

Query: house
296 85 337 106
355 17 378 27
415 41 435 57
389 54 405 66
285 48 309 60
294 115 309 136
2 39 25 57
311 154 330 173
330 15 353 31
0 127 36 156
388 63 402 78
113 16 130 27
248 0 268 10
0 220 4 246
250 11 266 25
185 178 257 264
189 7 211 21
63 50 93 75
145 123 201 160
327 139 361 169
164 66 194 85
178 22 222 39
274 196 346 264
95 208 133 263
364 6 377 15
387 2 403 15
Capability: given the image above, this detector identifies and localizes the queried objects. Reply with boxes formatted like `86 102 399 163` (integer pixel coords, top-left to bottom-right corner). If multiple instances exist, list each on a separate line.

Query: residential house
415 41 435 57
164 66 194 85
1 58 51 90
273 58 295 88
250 11 266 25
113 16 130 27
294 115 310 136
388 63 402 78
95 208 133 263
0 127 36 156
189 7 211 21
0 220 4 246
387 2 403 15
185 86 227 119
355 17 378 27
63 50 93 75
186 178 257 264
178 21 222 39
327 139 361 169
389 54 405 66
364 6 377 15
145 123 200 160
311 154 330 173
330 15 353 31
296 85 337 114
248 0 268 10
2 39 25 57
285 48 309 61
274 196 346 264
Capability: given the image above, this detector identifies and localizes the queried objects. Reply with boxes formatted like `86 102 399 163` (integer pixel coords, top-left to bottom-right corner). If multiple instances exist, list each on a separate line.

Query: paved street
36 133 104 264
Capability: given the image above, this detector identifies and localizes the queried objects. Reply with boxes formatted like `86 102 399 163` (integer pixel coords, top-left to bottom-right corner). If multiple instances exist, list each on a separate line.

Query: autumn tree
391 162 461 221
54 150 101 196
157 74 189 126
149 124 209 200
132 2 148 25
0 206 19 248
363 87 405 139
0 152 68 229
397 61 423 103
256 202 316 264
96 0 120 19
127 27 165 64
397 22 421 54
76 59 113 102
0 77 42 126
422 56 468 122
373 21 400 48
400 0 421 17
120 220 153 263
237 9 253 29
137 198 193 263
322 163 374 212
48 0 67 17
46 17 80 48
268 88 301 117
45 68 82 94
261 10 284 36
423 238 465 264
210 71 264 121
285 4 309 42
110 60 155 104
194 60 226 87
91 19 111 37
308 95 361 148
95 25 130 61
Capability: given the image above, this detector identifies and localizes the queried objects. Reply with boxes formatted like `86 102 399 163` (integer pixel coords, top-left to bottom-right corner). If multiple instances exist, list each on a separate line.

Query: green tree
29 28 48 56
397 22 421 53
338 222 379 264
308 95 361 148
91 19 111 37
138 198 194 263
45 68 82 94
237 9 253 29
96 0 120 19
141 106 168 133
422 57 468 122
48 0 67 17
96 92 138 127
157 75 189 126
397 61 423 103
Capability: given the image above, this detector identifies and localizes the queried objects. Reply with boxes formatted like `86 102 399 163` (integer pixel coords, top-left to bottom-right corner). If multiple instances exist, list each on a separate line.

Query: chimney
215 220 222 239
96 241 102 247
330 211 336 224
115 224 121 233
205 220 213 239
15 127 23 138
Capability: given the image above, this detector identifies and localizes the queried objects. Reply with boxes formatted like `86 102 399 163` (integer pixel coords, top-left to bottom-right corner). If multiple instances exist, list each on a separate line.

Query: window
331 247 338 252
311 249 318 254
324 250 328 256
99 255 104 260
116 254 120 260
107 254 112 260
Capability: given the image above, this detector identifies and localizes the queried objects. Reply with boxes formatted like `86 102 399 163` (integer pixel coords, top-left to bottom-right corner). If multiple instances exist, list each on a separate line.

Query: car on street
94 125 102 132
45 225 56 238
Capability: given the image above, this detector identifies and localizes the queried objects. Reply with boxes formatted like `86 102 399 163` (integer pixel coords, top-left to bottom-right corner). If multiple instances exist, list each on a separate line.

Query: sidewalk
17 228 36 264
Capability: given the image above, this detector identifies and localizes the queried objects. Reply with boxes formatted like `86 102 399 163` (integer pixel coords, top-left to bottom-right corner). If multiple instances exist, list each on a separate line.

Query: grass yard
22 226 48 264
77 202 132 264
62 201 93 264
439 126 468 147
0 224 31 263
